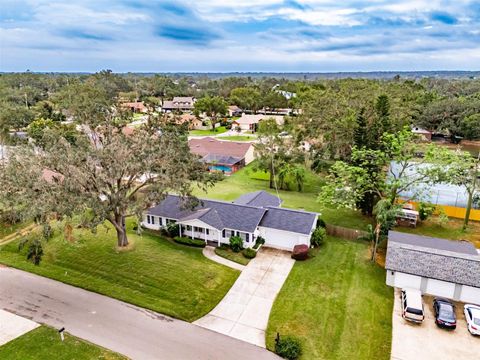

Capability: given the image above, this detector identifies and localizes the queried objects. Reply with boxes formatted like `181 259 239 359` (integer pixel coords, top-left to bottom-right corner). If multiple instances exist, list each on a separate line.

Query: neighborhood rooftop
386 231 480 288
188 137 252 158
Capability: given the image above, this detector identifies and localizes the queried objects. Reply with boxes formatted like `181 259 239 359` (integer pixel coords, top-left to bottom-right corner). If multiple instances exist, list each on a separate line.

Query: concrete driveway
0 309 39 346
0 267 279 360
194 248 295 348
391 289 480 360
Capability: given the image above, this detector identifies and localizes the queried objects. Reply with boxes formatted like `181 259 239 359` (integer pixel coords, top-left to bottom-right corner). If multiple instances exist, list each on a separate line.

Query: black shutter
147 215 151 224
222 229 226 237
246 233 249 242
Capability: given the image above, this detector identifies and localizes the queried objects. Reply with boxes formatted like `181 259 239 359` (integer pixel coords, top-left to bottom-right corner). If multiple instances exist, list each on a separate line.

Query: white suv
401 288 425 323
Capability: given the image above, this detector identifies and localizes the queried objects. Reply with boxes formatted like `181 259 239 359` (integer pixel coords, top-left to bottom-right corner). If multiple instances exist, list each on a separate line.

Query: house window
206 229 209 235
230 230 235 237
159 217 163 226
236 231 240 237
147 215 151 224
246 233 249 242
186 225 192 231
222 229 226 238
151 217 155 225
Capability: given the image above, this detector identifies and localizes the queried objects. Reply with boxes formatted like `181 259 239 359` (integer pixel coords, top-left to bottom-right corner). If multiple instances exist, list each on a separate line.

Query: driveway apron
194 248 295 347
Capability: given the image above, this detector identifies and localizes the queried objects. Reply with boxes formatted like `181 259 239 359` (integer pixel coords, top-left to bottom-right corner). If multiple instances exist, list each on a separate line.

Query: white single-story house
386 231 480 304
142 191 318 251
232 114 284 132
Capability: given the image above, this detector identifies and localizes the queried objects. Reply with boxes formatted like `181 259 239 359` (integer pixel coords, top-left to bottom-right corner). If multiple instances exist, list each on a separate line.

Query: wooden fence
326 224 367 241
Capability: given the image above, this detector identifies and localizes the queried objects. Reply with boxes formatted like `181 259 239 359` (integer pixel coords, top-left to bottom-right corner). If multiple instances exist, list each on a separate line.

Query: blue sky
1 0 479 72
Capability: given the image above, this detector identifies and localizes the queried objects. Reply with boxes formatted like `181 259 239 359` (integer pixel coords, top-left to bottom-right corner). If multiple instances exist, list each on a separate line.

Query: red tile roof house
188 137 254 175
121 101 148 113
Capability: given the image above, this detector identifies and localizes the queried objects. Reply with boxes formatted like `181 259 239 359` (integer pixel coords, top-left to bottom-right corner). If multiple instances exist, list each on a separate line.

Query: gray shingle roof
386 231 480 288
259 207 317 235
234 191 282 208
147 195 266 233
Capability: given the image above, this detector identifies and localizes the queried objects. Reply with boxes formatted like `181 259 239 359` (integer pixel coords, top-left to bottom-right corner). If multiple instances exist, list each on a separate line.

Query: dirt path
0 224 38 246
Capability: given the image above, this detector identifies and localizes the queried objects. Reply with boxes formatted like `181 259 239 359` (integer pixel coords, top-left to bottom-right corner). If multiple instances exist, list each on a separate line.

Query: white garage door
460 286 480 305
425 279 456 298
392 273 422 290
259 227 305 251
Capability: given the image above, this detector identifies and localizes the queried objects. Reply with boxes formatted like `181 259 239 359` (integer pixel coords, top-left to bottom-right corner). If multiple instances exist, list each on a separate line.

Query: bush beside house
275 336 302 360
173 236 206 248
229 236 243 252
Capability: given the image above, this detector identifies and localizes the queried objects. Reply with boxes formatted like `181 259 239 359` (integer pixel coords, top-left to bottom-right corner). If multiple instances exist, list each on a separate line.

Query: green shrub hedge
173 236 206 248
275 336 302 360
242 248 256 259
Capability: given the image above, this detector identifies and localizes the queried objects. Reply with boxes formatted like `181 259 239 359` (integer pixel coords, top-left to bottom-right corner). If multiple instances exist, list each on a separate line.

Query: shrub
316 218 327 228
275 336 302 360
173 236 206 248
291 244 309 260
229 236 243 252
418 202 435 221
253 236 265 249
242 248 256 259
164 223 179 237
311 227 326 247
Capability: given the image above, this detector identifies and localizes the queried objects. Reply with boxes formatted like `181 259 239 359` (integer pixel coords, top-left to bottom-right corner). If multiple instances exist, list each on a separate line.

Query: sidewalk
202 246 245 271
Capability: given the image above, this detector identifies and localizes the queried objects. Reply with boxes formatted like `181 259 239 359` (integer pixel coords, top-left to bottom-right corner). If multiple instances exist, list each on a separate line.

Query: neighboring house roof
122 101 147 112
148 195 266 233
234 190 282 208
162 97 195 110
259 207 317 235
147 193 317 235
386 231 480 288
189 137 252 159
228 105 242 111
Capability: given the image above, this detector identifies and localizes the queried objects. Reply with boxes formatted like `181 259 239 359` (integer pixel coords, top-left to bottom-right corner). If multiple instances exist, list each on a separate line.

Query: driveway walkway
0 309 39 346
194 248 295 348
0 267 279 360
202 246 245 271
391 288 480 360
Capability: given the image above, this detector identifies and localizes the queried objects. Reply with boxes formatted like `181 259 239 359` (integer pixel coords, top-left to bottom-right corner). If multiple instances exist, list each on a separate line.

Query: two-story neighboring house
162 97 196 112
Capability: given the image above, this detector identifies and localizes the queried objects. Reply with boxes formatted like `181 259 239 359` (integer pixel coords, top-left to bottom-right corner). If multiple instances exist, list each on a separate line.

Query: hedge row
173 236 206 248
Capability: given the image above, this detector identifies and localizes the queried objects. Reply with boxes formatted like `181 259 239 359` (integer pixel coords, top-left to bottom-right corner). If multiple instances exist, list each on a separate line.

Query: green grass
0 220 239 322
217 135 255 142
214 246 250 265
266 237 393 360
0 326 125 360
189 126 227 136
194 163 371 230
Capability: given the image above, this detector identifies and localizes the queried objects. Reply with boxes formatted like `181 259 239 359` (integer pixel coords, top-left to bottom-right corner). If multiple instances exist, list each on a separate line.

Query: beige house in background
232 114 284 132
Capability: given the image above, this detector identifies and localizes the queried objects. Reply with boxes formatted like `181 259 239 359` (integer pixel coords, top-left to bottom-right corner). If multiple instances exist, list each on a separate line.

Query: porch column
191 226 194 239
179 224 182 237
218 231 221 247
204 228 207 244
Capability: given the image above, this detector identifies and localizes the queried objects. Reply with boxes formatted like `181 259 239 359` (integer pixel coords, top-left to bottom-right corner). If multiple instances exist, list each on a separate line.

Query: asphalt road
0 266 279 360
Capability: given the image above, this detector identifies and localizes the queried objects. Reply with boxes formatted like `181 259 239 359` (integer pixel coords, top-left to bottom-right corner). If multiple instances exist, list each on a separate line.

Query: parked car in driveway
464 304 480 335
401 288 424 323
433 298 456 329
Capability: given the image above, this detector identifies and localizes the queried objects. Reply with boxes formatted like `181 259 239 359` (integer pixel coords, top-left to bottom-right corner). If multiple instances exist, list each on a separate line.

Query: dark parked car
433 298 456 329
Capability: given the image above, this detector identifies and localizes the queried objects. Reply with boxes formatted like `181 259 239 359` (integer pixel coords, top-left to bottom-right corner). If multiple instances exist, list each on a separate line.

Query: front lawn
214 246 251 265
266 237 393 360
194 163 371 230
0 326 125 360
0 221 239 322
189 126 227 136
